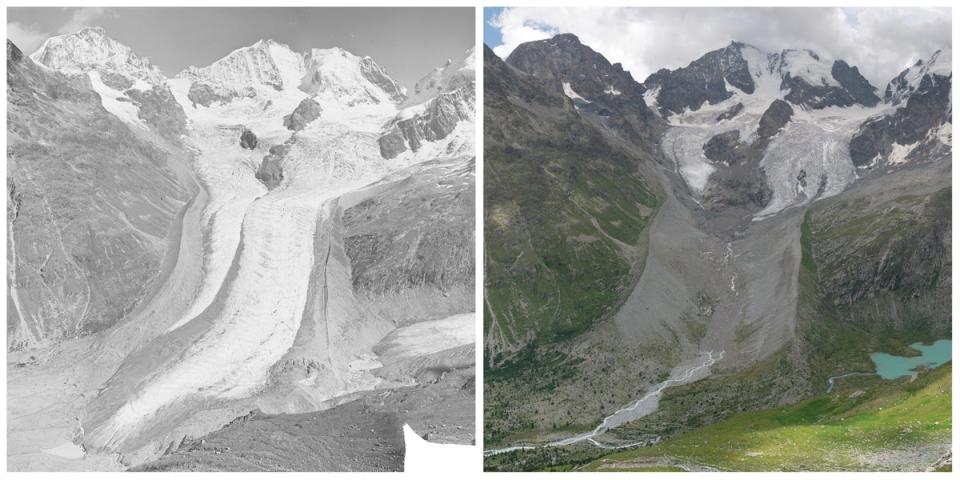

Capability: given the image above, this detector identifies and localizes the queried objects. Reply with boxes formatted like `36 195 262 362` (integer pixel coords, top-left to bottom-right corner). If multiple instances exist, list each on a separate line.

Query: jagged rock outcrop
282 97 322 131
645 42 881 114
255 144 289 189
756 99 794 139
357 56 406 103
125 86 188 139
830 60 881 107
240 128 258 149
507 33 647 100
99 71 134 91
850 50 952 168
885 49 952 105
781 60 879 109
377 47 475 159
703 130 749 164
645 41 754 115
379 88 474 158
186 82 243 107
698 99 791 210
7 39 23 66
504 33 663 144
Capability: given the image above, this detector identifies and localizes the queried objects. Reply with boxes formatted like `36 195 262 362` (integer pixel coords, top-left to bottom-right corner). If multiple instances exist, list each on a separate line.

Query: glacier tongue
86 41 473 449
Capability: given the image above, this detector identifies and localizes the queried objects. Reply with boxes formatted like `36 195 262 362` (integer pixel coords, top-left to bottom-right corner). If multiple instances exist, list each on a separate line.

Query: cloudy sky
8 7 474 89
485 7 951 88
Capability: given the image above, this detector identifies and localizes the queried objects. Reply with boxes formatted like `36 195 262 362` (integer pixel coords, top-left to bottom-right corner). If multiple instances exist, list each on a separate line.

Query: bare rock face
644 41 755 115
255 144 289 189
99 71 134 91
186 82 248 108
282 97 322 131
7 39 23 67
830 60 881 107
850 62 951 168
240 128 257 149
507 33 648 101
703 130 749 165
698 100 791 211
358 56 406 104
505 33 663 143
807 165 950 335
125 85 188 139
716 102 744 121
756 99 793 140
378 87 474 159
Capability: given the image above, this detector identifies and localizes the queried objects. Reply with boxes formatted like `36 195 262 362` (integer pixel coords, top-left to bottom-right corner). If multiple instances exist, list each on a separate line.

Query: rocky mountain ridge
644 41 882 115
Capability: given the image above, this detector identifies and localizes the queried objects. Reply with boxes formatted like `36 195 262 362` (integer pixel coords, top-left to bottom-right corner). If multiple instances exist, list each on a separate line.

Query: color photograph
483 6 952 472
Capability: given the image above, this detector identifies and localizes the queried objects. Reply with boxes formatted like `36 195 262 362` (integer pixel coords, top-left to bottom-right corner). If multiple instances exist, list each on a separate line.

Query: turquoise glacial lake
870 339 952 380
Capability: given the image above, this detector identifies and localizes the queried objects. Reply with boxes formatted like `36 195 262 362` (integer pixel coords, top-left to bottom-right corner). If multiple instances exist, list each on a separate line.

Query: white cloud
488 7 951 89
7 8 111 55
6 21 49 53
56 7 108 35
489 9 556 58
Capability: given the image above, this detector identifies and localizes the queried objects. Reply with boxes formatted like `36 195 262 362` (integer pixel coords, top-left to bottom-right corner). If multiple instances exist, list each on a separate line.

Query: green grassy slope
586 363 951 472
483 45 659 359
582 174 952 472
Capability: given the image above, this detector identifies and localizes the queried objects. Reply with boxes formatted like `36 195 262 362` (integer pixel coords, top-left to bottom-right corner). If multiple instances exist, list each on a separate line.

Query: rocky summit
7 26 475 472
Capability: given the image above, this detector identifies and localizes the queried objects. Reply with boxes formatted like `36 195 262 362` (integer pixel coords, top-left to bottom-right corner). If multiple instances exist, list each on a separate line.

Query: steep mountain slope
7 38 195 349
378 47 475 159
7 28 475 472
644 41 880 115
484 34 950 472
485 41 679 451
850 49 952 168
483 42 660 359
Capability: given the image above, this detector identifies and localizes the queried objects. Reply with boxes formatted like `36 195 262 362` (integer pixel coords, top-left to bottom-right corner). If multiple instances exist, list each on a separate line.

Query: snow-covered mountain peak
885 48 953 105
402 46 475 108
778 48 839 87
300 47 405 106
178 39 305 93
30 26 164 85
646 41 880 116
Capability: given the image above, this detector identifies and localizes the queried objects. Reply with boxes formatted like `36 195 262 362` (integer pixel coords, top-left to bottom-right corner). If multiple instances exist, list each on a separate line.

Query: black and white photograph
3 1 958 478
6 6 476 472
